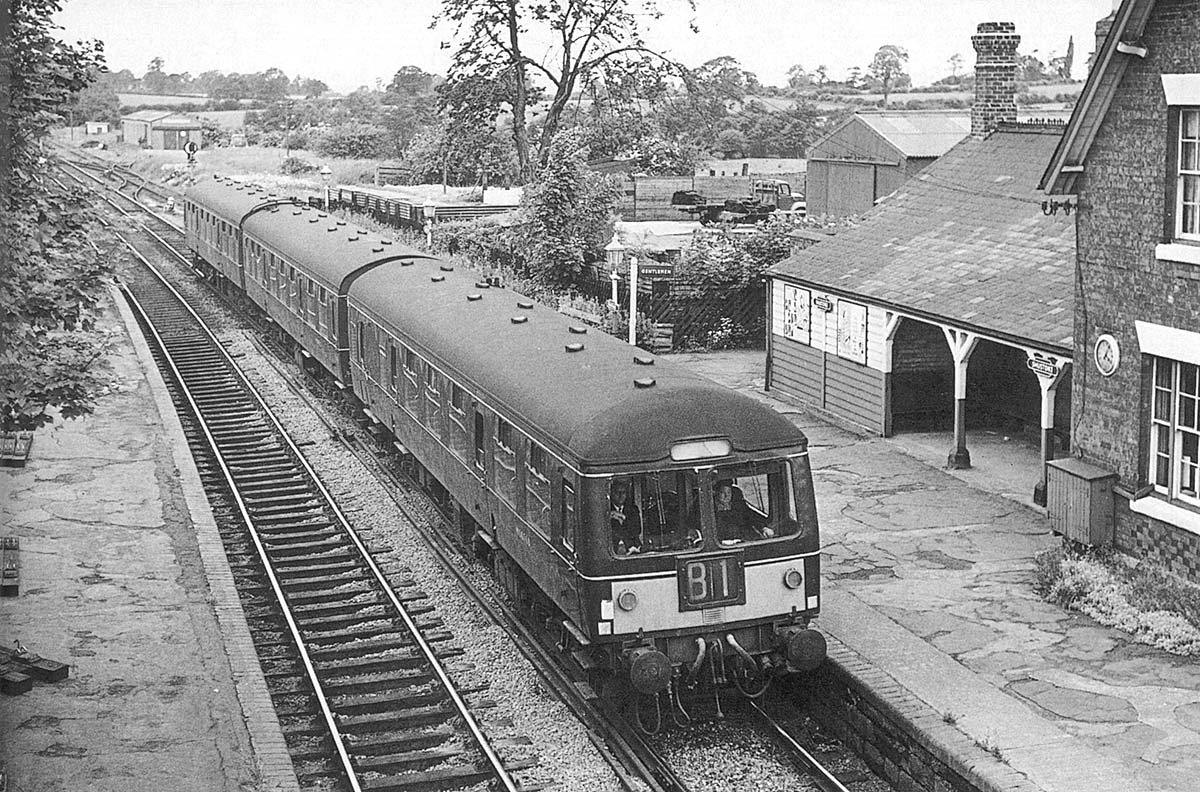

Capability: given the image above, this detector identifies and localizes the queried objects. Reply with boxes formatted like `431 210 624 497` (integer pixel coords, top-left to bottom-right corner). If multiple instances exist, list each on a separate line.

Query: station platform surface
0 292 298 792
675 350 1200 792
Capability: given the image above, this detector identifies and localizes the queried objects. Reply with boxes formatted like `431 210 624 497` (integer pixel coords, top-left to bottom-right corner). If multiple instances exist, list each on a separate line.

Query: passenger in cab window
609 477 643 555
716 478 774 543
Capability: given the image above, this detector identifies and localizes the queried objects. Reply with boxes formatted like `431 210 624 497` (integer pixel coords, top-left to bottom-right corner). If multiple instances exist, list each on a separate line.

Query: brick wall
1074 0 1200 577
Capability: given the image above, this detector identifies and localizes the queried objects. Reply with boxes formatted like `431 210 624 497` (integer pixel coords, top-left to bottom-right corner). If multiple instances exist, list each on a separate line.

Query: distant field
118 92 209 107
195 110 247 129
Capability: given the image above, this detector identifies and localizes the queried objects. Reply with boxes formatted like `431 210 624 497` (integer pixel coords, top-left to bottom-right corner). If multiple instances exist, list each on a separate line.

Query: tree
437 0 694 179
518 129 621 288
1 0 116 436
868 45 909 107
948 53 963 78
814 65 828 86
715 128 747 157
786 64 811 91
314 122 389 158
70 79 121 125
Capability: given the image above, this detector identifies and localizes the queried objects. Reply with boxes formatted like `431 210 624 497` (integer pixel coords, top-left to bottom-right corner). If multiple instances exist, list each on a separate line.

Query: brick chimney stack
971 22 1020 139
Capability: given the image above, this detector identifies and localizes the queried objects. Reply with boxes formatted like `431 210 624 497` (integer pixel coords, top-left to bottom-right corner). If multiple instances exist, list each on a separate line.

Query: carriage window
448 384 470 459
609 472 702 556
709 461 800 546
356 321 365 362
403 347 419 377
525 442 552 533
424 364 439 394
389 346 398 391
450 383 466 415
493 418 518 502
561 479 577 551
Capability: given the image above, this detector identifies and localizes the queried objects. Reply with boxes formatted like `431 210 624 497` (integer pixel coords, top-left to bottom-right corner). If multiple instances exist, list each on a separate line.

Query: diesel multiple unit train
182 176 826 711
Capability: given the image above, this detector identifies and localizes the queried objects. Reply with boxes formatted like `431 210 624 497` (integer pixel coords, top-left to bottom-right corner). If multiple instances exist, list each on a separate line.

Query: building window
1178 108 1200 240
1151 357 1200 506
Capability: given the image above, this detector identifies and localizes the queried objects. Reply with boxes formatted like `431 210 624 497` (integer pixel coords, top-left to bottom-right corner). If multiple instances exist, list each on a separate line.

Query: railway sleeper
271 550 359 570
209 432 276 449
294 600 436 628
237 480 312 496
260 536 348 556
273 568 367 587
313 649 455 676
301 615 444 644
289 597 383 619
293 607 397 631
343 723 456 756
359 760 504 792
249 504 327 521
335 703 460 734
353 744 471 775
320 666 438 694
281 582 378 604
254 522 337 541
229 461 301 478
241 489 319 506
330 684 446 714
306 636 453 662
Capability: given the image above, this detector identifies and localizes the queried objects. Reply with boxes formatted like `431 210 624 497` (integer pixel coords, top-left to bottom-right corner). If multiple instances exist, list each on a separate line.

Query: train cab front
581 440 826 708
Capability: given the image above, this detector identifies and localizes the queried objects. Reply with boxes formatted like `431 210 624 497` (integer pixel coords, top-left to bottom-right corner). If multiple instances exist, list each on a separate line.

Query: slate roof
769 124 1075 353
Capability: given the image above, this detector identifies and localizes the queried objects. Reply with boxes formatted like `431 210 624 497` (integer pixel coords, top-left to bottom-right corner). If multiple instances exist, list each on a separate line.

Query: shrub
280 156 316 175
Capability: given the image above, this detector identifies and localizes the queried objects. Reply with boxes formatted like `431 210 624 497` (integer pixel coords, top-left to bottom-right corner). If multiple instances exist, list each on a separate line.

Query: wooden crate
1046 458 1118 546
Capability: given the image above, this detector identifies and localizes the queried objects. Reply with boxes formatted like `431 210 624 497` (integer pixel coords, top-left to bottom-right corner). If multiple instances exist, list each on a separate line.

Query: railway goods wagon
182 177 290 291
239 200 436 386
346 261 825 699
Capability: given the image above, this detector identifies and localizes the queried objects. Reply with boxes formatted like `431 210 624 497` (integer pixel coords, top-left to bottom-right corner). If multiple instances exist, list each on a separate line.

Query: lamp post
604 234 625 304
628 256 639 346
422 203 437 248
319 165 332 211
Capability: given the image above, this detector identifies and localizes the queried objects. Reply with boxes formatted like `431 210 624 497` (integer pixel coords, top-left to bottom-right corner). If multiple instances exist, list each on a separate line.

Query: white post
628 256 639 346
610 269 619 304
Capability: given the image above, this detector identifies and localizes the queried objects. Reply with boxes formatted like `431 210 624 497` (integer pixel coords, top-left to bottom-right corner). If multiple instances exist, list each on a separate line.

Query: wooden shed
120 111 202 150
805 111 969 217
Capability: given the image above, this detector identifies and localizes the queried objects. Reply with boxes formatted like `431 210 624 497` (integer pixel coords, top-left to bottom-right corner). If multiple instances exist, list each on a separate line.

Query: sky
53 0 1117 93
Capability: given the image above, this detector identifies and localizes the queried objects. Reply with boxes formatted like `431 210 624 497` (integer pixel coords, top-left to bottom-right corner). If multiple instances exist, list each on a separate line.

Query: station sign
812 296 834 312
1026 355 1061 379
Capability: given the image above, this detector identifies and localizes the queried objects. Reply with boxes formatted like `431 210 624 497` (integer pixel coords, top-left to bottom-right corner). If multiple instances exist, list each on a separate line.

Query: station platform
675 350 1200 792
0 290 298 792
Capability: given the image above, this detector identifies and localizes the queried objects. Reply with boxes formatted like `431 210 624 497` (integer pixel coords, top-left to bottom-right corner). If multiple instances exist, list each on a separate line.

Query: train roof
183 176 294 226
350 261 807 468
242 201 437 295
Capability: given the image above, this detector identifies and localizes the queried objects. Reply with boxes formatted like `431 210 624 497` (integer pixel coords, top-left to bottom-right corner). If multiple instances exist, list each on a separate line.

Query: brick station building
1041 0 1200 579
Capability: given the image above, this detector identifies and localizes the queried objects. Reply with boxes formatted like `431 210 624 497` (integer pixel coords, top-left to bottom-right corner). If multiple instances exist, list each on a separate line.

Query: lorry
671 179 803 225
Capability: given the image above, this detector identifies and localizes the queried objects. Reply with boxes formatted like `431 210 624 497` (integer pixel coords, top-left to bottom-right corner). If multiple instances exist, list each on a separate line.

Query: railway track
61 164 526 792
62 157 872 792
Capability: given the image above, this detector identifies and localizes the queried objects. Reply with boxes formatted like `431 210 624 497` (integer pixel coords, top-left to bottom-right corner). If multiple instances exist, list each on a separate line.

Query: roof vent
309 218 319 223
348 236 359 242
327 226 338 232
634 378 656 389
511 316 528 324
401 259 414 266
475 281 491 289
517 300 534 309
467 293 483 301
565 343 585 353
293 210 302 215
634 355 654 366
372 246 383 252
337 220 346 226
441 264 454 272
568 326 588 334
318 213 328 218
431 275 445 282
381 239 393 245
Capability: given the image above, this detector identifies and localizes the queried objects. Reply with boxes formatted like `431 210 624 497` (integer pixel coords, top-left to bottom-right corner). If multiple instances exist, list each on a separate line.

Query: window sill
1129 494 1200 537
1155 242 1200 266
